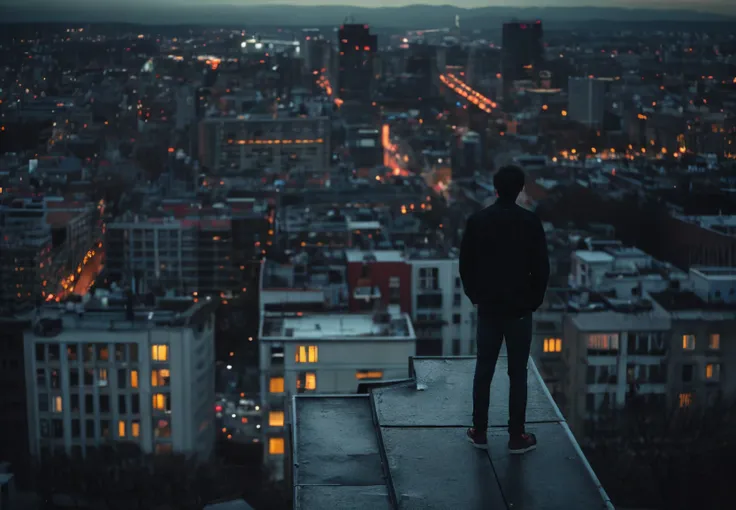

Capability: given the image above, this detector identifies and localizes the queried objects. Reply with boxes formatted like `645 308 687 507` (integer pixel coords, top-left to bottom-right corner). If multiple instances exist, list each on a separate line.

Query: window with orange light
269 377 285 393
295 345 318 363
152 393 168 411
151 369 170 387
269 437 285 455
543 338 562 353
269 411 285 427
151 345 168 361
356 370 384 380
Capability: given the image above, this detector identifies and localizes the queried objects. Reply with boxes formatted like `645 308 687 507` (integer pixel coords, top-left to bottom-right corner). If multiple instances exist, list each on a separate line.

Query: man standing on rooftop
459 165 550 454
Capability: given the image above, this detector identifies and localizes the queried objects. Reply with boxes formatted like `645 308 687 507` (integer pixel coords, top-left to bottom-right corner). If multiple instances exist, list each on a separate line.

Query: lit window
682 334 695 351
152 393 166 411
543 338 562 353
98 368 108 386
269 411 285 427
706 363 720 380
151 369 170 387
295 345 318 363
305 373 316 390
269 437 285 455
53 396 63 413
118 420 126 438
679 392 693 408
356 370 384 380
152 345 168 361
130 370 139 388
709 334 720 350
587 334 619 351
269 377 284 393
132 421 140 438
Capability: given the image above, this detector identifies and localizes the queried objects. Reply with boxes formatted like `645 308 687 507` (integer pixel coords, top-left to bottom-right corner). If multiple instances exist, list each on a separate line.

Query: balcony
291 356 614 509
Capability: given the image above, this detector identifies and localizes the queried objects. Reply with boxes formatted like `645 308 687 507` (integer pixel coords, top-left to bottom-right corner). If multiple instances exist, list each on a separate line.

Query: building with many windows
561 267 736 438
23 299 217 459
198 114 330 175
407 252 476 357
258 308 416 480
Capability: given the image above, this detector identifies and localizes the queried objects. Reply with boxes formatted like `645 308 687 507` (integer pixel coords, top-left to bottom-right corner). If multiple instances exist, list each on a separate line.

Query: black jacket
459 198 550 317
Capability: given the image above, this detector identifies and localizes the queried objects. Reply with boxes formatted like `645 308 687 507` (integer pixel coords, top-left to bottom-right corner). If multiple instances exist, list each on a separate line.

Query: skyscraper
337 24 377 103
501 21 544 98
568 77 607 127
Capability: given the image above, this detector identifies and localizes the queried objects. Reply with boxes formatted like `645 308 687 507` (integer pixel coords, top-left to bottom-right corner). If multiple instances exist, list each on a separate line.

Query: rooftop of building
649 289 736 313
24 297 217 334
345 250 404 263
291 357 613 510
260 311 414 341
690 266 736 280
675 214 736 236
574 250 615 264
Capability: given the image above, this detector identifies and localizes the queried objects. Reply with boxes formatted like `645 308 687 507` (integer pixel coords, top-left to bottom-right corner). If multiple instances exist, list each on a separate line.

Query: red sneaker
466 427 488 449
508 433 537 454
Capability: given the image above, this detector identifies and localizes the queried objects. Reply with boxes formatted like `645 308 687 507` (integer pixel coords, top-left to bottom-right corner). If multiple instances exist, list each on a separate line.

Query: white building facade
258 310 416 480
408 256 476 356
24 305 216 460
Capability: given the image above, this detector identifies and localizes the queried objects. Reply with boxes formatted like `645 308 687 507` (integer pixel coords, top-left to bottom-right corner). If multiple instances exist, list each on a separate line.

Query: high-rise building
568 77 607 127
0 196 55 314
337 24 378 103
23 300 217 459
501 21 544 98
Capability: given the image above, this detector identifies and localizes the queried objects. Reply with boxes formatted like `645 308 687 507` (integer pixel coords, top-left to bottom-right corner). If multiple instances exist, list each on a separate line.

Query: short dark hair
493 165 525 199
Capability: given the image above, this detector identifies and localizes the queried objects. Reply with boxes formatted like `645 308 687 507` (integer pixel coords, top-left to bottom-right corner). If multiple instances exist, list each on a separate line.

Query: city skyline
2 0 735 13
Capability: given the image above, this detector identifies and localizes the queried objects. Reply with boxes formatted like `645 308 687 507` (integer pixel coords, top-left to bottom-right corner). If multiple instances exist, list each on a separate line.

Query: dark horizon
1 3 734 27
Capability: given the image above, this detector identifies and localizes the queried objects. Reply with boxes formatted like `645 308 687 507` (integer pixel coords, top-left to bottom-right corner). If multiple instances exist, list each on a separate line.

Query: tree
584 397 736 510
29 443 283 510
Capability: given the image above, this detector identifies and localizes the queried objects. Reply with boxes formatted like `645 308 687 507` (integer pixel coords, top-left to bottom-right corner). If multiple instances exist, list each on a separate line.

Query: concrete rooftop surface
291 356 615 510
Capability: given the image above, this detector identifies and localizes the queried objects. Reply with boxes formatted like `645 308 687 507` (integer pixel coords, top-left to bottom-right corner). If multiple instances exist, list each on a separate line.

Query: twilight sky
5 0 735 7
4 0 735 15
166 0 733 9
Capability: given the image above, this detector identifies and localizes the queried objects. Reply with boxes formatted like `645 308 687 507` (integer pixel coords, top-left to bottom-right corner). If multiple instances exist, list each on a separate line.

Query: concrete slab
381 427 507 509
294 396 385 486
374 357 558 427
487 423 609 510
295 485 392 510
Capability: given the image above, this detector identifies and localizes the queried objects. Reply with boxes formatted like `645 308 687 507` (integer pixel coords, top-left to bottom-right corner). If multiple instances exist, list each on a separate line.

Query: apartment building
562 267 736 438
198 114 330 175
45 199 99 270
345 250 412 313
407 251 476 356
106 199 270 296
0 196 57 314
258 309 416 480
23 299 217 460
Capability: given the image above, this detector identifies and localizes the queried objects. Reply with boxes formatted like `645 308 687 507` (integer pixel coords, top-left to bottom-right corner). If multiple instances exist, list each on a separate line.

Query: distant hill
1 3 734 28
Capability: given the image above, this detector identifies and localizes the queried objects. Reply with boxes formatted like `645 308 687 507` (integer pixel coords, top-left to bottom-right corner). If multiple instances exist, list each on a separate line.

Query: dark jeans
472 311 533 435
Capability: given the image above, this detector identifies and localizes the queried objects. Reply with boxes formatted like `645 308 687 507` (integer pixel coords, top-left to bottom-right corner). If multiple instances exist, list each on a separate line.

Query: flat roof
293 357 614 510
261 312 413 340
24 299 215 333
570 311 671 332
345 250 405 263
574 250 615 264
690 267 736 281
